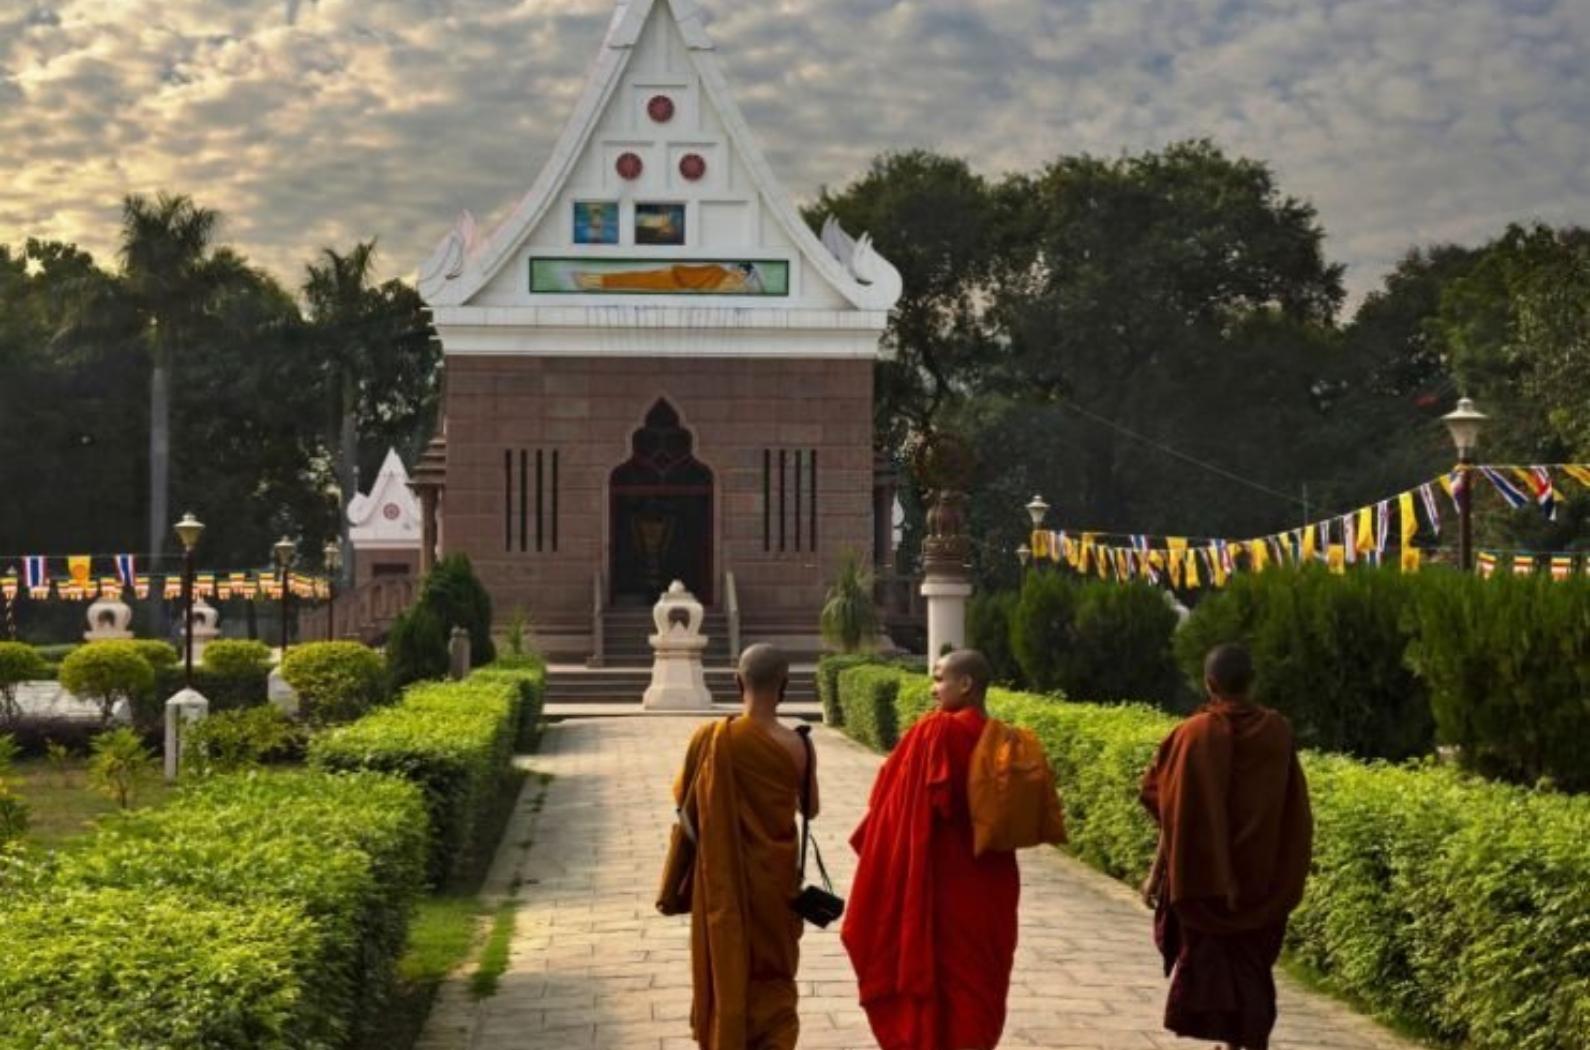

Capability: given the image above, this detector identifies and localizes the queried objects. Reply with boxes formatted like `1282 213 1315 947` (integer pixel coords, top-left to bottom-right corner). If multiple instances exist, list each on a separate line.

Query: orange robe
675 718 804 1050
843 706 1020 1050
1140 700 1313 1050
586 263 747 292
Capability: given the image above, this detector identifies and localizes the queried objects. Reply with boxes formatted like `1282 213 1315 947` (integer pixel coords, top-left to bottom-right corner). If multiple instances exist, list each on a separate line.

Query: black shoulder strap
794 725 831 890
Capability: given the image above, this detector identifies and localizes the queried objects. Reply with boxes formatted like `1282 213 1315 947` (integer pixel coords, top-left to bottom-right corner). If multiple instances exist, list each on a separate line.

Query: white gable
347 448 421 549
418 0 901 359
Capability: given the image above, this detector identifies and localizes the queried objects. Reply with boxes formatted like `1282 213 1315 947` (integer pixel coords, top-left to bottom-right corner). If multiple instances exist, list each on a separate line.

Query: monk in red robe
843 649 1020 1050
673 644 814 1050
1140 643 1313 1050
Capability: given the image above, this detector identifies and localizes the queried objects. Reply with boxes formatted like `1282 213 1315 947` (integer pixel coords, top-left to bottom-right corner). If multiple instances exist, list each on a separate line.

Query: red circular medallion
616 151 644 180
679 153 706 181
647 95 675 123
382 503 401 521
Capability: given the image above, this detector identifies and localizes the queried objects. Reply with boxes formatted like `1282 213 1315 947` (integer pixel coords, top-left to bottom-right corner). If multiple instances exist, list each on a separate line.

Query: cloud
0 0 1586 306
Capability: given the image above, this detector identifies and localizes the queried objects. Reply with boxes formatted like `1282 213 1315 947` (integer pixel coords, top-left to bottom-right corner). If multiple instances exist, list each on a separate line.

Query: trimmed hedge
282 642 390 726
469 659 547 750
823 656 1590 1050
0 887 322 1050
309 669 528 885
1 769 429 1049
836 665 903 751
817 653 877 727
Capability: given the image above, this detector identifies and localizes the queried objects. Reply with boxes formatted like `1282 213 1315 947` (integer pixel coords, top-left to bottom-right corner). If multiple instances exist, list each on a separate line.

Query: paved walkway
419 717 1413 1050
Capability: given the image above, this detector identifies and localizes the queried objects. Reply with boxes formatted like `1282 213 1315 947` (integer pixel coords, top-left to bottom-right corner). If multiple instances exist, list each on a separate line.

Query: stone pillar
448 626 471 680
919 489 973 666
164 688 209 782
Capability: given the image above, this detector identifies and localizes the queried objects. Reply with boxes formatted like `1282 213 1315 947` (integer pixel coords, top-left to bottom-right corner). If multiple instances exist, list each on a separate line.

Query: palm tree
117 194 227 576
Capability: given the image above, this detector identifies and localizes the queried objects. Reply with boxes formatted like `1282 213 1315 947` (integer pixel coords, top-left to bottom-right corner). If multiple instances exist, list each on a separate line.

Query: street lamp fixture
273 536 296 656
1441 398 1487 573
1017 544 1032 570
173 513 204 689
1025 494 1050 530
322 540 342 641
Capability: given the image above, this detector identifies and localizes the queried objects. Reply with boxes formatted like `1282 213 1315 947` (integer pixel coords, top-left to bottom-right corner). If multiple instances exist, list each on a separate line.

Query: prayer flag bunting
1418 483 1441 536
1477 551 1497 579
164 576 183 599
134 575 151 600
1480 466 1530 510
1 572 16 602
23 556 48 599
1550 556 1574 581
1527 467 1558 521
1512 554 1534 576
114 554 136 587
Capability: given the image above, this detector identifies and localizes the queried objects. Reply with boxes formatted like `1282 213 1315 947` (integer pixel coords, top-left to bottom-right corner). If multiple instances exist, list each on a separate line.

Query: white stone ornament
164 687 210 782
182 598 221 662
642 581 713 711
84 597 134 641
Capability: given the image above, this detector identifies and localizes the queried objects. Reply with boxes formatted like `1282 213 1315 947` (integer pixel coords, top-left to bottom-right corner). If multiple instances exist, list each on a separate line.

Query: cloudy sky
2 0 1586 308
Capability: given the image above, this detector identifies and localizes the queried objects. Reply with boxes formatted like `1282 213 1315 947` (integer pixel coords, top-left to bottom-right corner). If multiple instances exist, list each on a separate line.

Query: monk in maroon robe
843 650 1020 1050
1140 643 1313 1050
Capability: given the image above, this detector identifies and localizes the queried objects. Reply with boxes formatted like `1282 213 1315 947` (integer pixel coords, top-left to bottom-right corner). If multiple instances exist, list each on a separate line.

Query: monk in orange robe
843 649 1020 1050
1140 643 1313 1050
577 262 760 293
673 644 814 1049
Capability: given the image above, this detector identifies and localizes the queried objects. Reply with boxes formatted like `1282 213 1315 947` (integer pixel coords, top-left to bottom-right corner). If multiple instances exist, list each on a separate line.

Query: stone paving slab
419 717 1416 1050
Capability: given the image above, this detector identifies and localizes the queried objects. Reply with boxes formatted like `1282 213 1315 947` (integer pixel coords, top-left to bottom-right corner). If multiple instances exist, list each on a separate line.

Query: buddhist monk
1140 643 1314 1050
673 643 815 1049
843 649 1020 1050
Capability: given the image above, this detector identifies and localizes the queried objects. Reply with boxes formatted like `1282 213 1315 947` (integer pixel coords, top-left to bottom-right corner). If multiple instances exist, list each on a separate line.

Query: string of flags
1028 463 1590 591
0 554 332 604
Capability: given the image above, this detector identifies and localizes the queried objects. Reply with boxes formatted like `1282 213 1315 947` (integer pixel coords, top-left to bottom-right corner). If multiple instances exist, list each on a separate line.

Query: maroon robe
1140 699 1313 1050
843 706 1020 1050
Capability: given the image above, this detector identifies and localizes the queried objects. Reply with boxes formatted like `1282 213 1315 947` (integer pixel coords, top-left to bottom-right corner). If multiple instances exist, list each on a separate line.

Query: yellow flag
68 555 91 587
1398 492 1418 573
1184 548 1202 589
1355 507 1375 555
1301 527 1317 562
1249 539 1270 571
1031 530 1050 561
1327 544 1346 574
1080 533 1097 574
1564 465 1590 489
1167 538 1187 587
1060 535 1076 568
1401 546 1422 573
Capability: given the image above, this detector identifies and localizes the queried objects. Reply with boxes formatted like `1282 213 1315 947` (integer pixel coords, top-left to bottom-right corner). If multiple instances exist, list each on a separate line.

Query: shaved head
1204 643 1255 700
932 649 992 712
737 643 789 698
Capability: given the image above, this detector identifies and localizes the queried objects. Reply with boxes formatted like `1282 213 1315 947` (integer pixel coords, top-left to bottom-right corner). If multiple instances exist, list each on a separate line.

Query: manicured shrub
837 665 904 751
1406 571 1590 790
152 662 271 719
309 671 524 885
967 590 1021 685
820 548 879 653
420 554 496 666
202 638 273 677
1067 581 1184 708
130 639 179 669
386 602 449 688
0 642 47 728
816 653 879 727
1010 570 1078 693
58 641 154 726
281 642 388 726
0 886 323 1049
893 673 936 733
470 661 548 750
1176 566 1433 760
53 769 429 1048
183 706 300 776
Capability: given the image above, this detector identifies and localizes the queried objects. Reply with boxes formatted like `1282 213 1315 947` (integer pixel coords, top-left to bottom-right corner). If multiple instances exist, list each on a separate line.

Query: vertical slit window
794 450 803 551
535 450 545 552
551 450 560 553
503 450 513 552
518 450 528 553
809 449 818 552
778 449 787 552
762 450 772 552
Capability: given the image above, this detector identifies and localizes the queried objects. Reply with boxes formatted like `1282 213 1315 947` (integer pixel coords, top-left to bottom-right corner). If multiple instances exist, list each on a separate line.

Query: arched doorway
609 400 713 605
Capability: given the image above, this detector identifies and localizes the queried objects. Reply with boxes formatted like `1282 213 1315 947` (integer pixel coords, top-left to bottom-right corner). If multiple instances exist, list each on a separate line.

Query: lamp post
173 513 205 689
1023 493 1049 576
273 536 296 656
323 539 342 641
1441 397 1487 572
1016 544 1032 581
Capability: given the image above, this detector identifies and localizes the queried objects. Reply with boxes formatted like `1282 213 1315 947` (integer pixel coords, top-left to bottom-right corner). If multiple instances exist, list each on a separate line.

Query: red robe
1140 700 1313 1050
843 706 1020 1050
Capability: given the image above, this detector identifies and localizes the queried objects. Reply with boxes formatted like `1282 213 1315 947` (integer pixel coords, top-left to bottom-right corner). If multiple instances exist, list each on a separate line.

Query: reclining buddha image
531 257 789 296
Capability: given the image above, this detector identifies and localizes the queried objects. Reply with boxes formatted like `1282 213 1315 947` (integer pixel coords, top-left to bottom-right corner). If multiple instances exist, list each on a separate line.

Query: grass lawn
12 755 174 849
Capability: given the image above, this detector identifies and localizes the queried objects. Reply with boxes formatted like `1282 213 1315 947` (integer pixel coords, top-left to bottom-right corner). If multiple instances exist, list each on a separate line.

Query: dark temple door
609 400 713 605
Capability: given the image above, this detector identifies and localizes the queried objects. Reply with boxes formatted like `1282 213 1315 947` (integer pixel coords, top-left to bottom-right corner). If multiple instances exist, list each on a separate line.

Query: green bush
183 706 300 776
130 639 179 669
87 727 156 810
386 602 449 688
309 671 525 885
53 769 429 1048
836 665 904 751
1010 570 1079 694
1176 566 1433 760
1068 581 1184 707
894 673 936 733
0 886 323 1050
202 639 273 677
281 642 388 726
470 661 548 751
58 641 154 726
0 733 27 847
1407 572 1590 790
422 554 496 666
967 590 1021 685
0 642 47 727
816 653 878 727
819 548 879 653
152 663 271 720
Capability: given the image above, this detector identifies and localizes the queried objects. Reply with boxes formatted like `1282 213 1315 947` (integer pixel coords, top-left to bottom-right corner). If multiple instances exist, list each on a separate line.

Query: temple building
414 0 901 662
